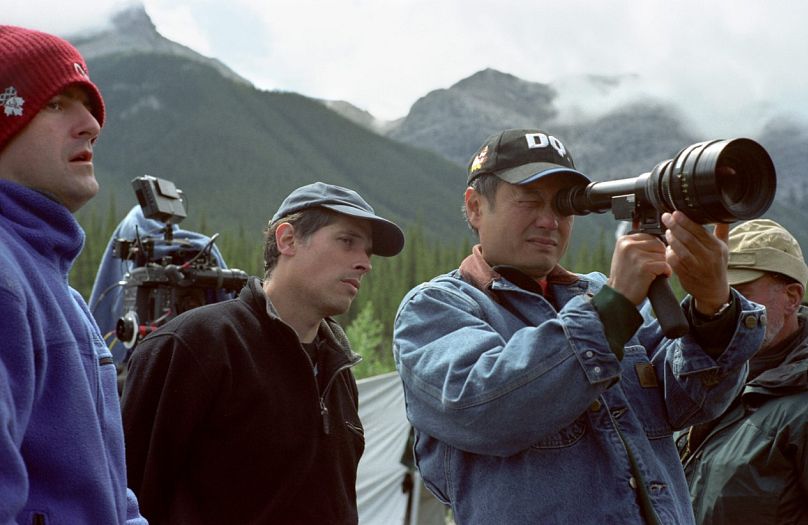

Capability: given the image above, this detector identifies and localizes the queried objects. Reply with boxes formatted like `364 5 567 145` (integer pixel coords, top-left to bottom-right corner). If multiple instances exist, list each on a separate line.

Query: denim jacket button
629 477 638 489
592 366 602 375
743 315 759 329
585 350 594 358
589 400 602 412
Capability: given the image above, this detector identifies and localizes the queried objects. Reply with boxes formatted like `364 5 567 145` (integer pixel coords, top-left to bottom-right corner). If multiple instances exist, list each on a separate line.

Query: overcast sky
6 0 807 137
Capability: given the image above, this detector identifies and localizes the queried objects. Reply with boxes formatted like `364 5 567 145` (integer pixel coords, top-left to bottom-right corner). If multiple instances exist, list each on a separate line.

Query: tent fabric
356 372 447 525
356 372 412 524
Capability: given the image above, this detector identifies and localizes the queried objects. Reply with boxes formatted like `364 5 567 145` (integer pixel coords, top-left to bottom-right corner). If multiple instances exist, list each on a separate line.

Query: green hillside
86 53 469 242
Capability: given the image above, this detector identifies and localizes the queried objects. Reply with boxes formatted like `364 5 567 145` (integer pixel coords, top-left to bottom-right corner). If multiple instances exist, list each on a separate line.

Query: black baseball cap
271 182 405 257
467 129 590 187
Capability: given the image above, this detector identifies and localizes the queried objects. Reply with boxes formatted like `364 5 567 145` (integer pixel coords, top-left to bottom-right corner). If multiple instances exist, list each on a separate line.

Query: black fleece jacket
122 277 364 524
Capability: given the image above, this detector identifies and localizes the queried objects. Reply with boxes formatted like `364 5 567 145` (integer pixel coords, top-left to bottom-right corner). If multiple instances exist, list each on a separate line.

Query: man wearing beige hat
682 219 808 524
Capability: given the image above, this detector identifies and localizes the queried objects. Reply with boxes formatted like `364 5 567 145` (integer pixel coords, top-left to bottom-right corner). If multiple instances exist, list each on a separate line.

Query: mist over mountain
328 67 808 248
347 66 807 208
72 6 466 243
386 69 558 166
70 6 807 253
72 5 250 86
341 68 803 187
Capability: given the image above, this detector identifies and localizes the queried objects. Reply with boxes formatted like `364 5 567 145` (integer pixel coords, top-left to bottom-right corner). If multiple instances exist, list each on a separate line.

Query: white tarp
356 372 412 524
356 372 448 525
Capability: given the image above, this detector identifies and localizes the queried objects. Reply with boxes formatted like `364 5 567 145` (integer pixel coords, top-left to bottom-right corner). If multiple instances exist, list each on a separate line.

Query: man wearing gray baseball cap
682 219 808 524
122 182 403 524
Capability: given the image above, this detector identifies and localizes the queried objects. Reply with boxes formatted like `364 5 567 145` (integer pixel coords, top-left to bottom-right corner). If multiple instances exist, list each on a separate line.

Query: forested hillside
86 53 467 241
71 205 615 378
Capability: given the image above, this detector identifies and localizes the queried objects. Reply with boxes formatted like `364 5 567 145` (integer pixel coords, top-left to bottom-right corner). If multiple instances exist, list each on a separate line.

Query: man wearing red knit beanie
0 25 146 524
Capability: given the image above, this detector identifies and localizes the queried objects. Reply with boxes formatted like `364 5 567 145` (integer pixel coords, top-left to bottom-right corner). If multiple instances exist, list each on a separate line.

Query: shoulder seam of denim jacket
412 279 488 314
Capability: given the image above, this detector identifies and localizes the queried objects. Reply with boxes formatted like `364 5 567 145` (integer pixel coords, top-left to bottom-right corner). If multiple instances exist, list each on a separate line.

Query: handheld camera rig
113 175 249 349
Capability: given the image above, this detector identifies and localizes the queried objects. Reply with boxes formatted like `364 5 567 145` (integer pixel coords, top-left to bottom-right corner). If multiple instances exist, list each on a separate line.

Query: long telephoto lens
554 138 777 222
647 138 776 224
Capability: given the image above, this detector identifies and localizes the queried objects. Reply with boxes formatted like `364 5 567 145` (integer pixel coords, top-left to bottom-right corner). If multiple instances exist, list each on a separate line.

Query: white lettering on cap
525 133 567 158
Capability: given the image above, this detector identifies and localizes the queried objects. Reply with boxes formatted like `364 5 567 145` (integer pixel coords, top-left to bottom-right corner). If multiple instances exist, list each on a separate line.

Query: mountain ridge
69 6 808 253
72 5 251 87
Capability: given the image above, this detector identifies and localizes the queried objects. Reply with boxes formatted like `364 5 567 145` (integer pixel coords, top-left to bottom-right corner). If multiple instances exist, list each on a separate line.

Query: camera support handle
613 194 689 339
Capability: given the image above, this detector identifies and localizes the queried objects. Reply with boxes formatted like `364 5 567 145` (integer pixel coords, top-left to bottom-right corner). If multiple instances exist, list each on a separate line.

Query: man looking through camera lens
392 128 767 524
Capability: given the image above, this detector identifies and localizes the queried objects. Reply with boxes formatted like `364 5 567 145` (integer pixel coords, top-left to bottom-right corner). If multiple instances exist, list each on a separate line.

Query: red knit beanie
0 25 105 152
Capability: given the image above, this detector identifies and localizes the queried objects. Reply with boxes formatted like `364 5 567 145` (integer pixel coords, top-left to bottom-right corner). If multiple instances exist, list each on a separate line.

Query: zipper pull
320 399 330 435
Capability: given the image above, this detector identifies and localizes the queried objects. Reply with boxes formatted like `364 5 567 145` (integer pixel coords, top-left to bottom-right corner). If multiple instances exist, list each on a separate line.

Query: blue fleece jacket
0 180 145 524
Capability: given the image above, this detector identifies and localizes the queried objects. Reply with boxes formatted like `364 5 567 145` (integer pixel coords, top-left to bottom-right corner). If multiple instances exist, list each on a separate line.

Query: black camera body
113 175 248 350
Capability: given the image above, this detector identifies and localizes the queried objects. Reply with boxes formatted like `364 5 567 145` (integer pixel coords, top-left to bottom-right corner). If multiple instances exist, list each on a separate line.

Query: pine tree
346 301 389 379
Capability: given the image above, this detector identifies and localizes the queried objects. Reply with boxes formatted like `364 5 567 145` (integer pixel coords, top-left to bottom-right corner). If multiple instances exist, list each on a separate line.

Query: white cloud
145 2 213 56
4 0 134 34
5 0 807 136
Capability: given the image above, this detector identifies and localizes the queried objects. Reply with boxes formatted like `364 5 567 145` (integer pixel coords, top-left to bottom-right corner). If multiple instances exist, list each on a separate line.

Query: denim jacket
393 247 765 524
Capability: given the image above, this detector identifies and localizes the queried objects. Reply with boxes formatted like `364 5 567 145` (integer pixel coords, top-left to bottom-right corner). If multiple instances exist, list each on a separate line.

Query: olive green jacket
682 309 808 525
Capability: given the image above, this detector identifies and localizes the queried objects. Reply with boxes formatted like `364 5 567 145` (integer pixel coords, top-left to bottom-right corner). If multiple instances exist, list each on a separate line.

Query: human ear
784 283 805 315
275 223 297 256
465 187 484 229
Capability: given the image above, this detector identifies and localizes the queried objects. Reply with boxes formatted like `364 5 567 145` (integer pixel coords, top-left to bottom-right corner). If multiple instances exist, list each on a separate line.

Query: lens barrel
645 138 776 224
554 138 776 223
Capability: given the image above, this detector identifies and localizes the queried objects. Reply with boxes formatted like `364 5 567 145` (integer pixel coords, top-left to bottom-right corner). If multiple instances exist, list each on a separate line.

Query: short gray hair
462 174 503 237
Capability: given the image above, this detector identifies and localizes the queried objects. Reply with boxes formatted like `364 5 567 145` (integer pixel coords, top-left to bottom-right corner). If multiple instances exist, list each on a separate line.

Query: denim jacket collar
458 243 581 298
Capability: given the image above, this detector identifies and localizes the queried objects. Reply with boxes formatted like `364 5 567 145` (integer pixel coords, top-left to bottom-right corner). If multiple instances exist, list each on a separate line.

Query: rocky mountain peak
454 68 519 86
385 68 559 164
450 67 556 106
109 4 159 37
70 3 250 86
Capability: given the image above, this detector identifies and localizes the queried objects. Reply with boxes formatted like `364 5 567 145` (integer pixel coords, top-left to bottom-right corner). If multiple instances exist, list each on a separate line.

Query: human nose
74 105 101 142
354 252 372 274
533 208 560 229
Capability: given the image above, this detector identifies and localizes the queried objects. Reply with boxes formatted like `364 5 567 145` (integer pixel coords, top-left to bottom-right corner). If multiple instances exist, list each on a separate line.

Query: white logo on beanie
0 86 25 117
74 62 88 78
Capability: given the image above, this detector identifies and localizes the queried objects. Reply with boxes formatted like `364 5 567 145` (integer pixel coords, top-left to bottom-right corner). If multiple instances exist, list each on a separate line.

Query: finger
713 223 729 244
667 212 726 260
669 211 712 240
665 227 697 260
652 260 674 278
626 237 668 256
662 212 698 244
665 243 689 269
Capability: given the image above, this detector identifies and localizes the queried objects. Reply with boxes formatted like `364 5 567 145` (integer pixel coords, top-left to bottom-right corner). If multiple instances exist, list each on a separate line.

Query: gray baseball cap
272 182 404 257
727 219 808 286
